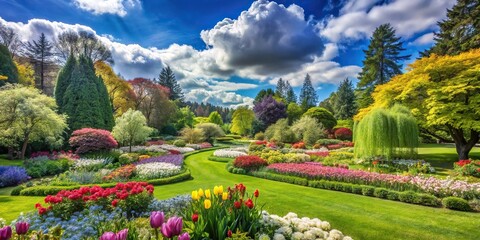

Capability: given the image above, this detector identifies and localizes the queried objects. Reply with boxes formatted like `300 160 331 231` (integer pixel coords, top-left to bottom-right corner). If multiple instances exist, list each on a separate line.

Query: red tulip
233 201 241 209
245 198 254 209
191 213 199 223
254 189 259 198
227 230 232 238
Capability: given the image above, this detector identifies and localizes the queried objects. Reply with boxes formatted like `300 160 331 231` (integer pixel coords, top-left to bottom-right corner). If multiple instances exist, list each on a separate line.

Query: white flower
135 162 181 179
74 158 107 169
321 221 331 231
327 229 344 240
213 149 247 158
303 230 316 239
292 232 304 240
259 234 271 240
273 233 286 240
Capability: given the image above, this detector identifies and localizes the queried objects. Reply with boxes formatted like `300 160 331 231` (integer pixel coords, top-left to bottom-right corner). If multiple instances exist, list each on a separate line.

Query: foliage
291 116 325 145
442 197 472 211
233 156 268 171
173 139 187 147
174 106 195 130
54 55 75 110
264 119 296 143
25 158 72 178
69 128 118 154
55 30 113 63
356 23 410 109
299 74 317 110
15 61 35 86
0 166 29 187
94 61 135 117
333 78 357 120
319 91 336 116
0 85 67 159
195 123 225 145
284 80 297 104
181 127 205 144
358 49 480 159
354 106 419 160
334 128 353 141
253 95 287 127
274 78 286 99
230 107 255 136
453 159 480 178
61 55 114 131
303 107 337 130
254 89 274 103
112 109 154 152
158 66 183 101
0 44 18 87
254 132 265 140
286 102 303 124
208 111 223 125
336 119 354 130
24 33 54 91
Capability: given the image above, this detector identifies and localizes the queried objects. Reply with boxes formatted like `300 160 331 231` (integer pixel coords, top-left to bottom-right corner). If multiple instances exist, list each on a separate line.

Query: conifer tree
0 44 18 87
158 66 184 101
333 78 357 120
275 78 286 99
54 55 75 111
299 74 317 111
284 80 297 104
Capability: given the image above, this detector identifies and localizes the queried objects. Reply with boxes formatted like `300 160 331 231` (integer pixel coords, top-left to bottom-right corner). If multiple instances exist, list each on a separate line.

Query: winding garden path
154 150 479 240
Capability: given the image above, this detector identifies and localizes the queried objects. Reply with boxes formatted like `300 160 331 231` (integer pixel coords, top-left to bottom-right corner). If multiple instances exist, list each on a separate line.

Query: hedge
208 156 234 163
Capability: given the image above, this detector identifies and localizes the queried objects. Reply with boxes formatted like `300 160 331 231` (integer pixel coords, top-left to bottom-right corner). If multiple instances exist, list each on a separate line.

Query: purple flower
150 211 165 229
178 232 190 240
116 229 128 240
99 232 116 240
135 155 184 166
0 166 29 187
0 226 12 240
15 222 29 235
161 217 183 238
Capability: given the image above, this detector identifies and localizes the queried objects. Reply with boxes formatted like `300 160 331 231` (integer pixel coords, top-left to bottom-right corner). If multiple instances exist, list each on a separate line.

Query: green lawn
1 146 479 239
418 143 480 175
0 154 23 166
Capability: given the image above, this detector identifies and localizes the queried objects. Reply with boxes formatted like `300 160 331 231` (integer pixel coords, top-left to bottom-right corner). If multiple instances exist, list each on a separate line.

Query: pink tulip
0 226 12 240
161 217 183 238
150 211 165 229
15 222 29 235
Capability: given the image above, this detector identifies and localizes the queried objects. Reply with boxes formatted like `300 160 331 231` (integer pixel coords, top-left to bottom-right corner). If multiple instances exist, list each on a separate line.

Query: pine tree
333 78 357 120
0 44 18 87
357 23 410 109
24 33 54 91
158 66 184 101
55 55 75 112
284 80 297 104
299 74 317 111
422 0 480 56
275 78 286 99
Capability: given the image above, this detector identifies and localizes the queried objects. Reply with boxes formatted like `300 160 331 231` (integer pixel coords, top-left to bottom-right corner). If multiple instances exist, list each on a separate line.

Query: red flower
372 160 379 165
455 160 472 167
38 207 47 215
245 198 254 209
112 199 119 207
35 203 41 209
233 201 242 209
192 213 199 223
227 230 232 238
254 189 259 198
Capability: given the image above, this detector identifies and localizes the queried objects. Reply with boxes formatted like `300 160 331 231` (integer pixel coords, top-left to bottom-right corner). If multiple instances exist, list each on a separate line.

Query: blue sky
0 0 456 107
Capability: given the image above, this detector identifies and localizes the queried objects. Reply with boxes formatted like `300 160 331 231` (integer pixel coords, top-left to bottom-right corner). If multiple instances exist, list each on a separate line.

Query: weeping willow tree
354 105 419 160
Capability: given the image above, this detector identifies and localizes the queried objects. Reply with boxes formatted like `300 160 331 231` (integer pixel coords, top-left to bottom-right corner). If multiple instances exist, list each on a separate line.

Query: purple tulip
178 232 190 240
15 222 29 235
116 229 128 240
161 217 183 238
99 232 116 240
0 226 12 240
150 211 165 229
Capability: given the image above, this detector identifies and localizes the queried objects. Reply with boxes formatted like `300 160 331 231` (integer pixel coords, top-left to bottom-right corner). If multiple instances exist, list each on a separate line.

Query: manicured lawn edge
207 155 233 163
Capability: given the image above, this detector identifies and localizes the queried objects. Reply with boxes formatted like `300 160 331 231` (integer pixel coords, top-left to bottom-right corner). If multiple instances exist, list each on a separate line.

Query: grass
418 143 480 175
0 145 479 239
0 154 23 166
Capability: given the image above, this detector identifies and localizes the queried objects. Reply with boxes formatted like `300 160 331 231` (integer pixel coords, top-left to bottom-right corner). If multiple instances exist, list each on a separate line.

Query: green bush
352 185 363 194
414 194 441 207
226 134 242 139
316 139 342 146
216 137 234 142
251 171 308 186
361 186 375 196
398 191 417 203
442 197 472 211
173 139 186 147
25 159 72 178
387 191 399 201
373 188 389 199
118 153 140 165
208 156 233 163
254 132 265 140
10 185 25 196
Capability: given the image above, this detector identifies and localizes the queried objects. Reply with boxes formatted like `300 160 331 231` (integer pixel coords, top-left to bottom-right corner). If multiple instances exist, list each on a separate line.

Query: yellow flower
198 188 204 197
205 189 211 199
191 190 199 201
214 185 224 195
204 199 211 209
222 192 228 201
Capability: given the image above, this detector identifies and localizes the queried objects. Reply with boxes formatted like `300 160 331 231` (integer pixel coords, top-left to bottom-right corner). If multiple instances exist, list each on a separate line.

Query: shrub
119 153 140 165
442 197 472 211
292 142 306 149
180 127 205 144
291 116 325 145
173 139 186 147
387 191 399 200
414 194 441 207
352 185 363 194
233 156 268 171
69 128 118 154
334 128 353 141
254 132 265 140
453 159 480 177
25 159 72 178
361 186 375 196
398 191 417 203
316 139 342 146
0 166 30 187
373 188 389 199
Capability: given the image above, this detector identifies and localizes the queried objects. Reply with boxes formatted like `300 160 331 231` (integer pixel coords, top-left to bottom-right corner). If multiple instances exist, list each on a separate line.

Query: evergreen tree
275 78 286 99
284 80 297 104
422 0 480 56
333 78 357 120
319 92 336 115
158 66 184 101
24 33 54 91
55 55 76 111
299 74 317 110
254 88 275 103
357 23 410 109
0 44 18 87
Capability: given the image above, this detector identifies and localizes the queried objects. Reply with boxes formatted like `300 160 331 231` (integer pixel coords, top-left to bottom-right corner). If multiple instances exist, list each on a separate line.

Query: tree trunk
448 125 479 160
40 60 45 91
20 135 30 160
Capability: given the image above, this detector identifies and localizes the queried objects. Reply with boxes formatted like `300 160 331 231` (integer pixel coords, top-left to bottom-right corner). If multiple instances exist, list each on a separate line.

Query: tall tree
284 80 297 104
158 66 184 101
0 44 18 87
422 0 480 56
55 31 113 64
0 23 21 56
112 109 153 152
15 61 35 86
319 92 336 115
275 78 286 99
299 74 317 110
24 33 54 91
230 107 255 136
54 55 75 111
357 23 410 108
208 111 223 126
333 78 357 120
254 88 275 103
253 95 287 127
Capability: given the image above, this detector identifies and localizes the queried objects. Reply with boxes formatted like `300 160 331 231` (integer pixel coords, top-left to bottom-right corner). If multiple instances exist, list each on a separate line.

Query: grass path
1 148 479 239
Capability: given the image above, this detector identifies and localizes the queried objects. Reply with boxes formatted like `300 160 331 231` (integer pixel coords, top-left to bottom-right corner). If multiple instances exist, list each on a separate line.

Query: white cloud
410 32 435 46
73 0 139 17
320 0 456 42
185 89 254 108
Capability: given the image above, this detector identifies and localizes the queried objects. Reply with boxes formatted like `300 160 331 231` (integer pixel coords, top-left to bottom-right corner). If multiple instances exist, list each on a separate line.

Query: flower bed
135 162 182 179
453 159 480 177
213 149 247 158
158 144 195 153
267 162 480 200
0 166 30 187
134 154 184 167
233 156 268 171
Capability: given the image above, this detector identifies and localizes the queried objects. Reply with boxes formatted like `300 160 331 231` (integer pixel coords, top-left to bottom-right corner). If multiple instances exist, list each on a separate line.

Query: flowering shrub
69 128 118 154
213 149 247 158
267 162 480 199
392 159 435 174
158 144 195 153
184 184 261 239
233 156 268 171
284 153 311 163
30 150 79 160
334 128 353 141
135 154 184 167
453 160 480 177
73 158 110 171
258 211 352 240
327 144 344 150
35 182 154 219
342 141 354 147
103 165 136 181
135 162 182 179
0 166 30 187
292 142 306 149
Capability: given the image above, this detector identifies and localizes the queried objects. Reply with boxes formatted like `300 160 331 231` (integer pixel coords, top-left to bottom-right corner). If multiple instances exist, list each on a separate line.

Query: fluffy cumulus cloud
320 0 456 42
410 32 435 46
73 0 140 17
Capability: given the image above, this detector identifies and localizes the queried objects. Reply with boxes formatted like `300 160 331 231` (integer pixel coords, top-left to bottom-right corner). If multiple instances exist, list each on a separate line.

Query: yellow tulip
214 185 224 195
204 199 211 209
222 192 228 201
198 188 204 197
191 190 199 201
205 189 211 199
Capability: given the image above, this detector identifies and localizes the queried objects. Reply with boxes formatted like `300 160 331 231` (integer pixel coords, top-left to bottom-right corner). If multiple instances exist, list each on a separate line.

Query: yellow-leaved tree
356 49 480 160
15 61 35 87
